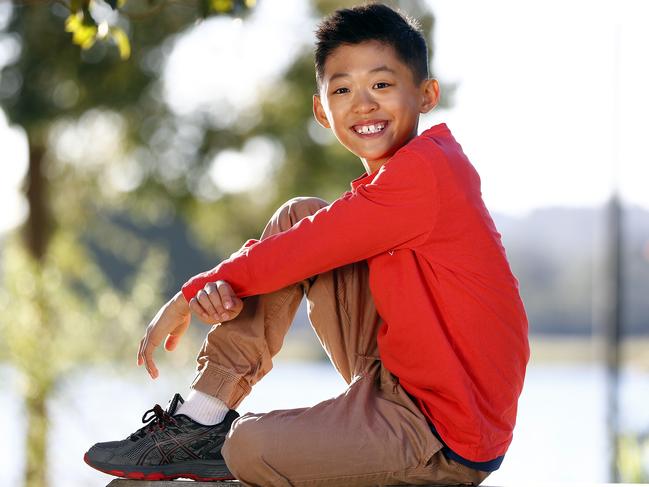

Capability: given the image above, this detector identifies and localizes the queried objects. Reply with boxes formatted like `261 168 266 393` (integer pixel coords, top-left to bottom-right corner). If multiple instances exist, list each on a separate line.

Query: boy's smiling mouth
352 120 389 136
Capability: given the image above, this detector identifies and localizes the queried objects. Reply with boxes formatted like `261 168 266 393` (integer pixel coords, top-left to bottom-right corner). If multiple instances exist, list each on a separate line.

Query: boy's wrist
170 291 189 311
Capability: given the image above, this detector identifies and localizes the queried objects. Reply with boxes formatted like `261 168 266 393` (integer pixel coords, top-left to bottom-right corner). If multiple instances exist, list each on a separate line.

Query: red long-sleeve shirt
182 123 530 462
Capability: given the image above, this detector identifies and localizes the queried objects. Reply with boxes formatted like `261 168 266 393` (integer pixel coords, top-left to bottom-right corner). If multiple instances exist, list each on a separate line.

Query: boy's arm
182 149 439 301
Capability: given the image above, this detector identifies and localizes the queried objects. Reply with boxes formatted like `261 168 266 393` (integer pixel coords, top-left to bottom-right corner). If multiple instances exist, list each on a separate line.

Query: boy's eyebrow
328 65 396 83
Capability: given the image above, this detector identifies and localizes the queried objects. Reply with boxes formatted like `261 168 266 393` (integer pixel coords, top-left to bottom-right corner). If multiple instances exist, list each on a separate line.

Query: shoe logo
137 424 226 466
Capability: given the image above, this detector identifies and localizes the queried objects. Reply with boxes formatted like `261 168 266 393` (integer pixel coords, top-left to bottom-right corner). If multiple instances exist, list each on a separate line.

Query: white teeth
354 123 385 134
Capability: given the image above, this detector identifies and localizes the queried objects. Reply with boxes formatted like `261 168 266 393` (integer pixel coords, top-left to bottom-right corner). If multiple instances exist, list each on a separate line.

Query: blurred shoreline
529 335 649 369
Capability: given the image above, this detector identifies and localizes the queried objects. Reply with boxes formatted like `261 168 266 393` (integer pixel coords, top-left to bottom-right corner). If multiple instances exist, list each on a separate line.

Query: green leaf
210 0 234 13
64 12 98 50
81 5 98 27
64 12 81 32
109 26 131 60
104 0 127 9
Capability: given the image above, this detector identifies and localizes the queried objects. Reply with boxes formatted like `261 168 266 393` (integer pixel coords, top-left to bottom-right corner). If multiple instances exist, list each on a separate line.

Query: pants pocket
376 364 445 469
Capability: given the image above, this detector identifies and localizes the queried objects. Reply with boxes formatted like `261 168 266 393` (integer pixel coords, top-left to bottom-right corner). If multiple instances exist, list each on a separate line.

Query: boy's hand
188 280 244 325
137 291 191 379
137 282 243 379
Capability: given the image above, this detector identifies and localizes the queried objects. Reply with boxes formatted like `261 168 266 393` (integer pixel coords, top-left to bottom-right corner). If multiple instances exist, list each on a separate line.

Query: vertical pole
605 24 623 483
605 193 623 483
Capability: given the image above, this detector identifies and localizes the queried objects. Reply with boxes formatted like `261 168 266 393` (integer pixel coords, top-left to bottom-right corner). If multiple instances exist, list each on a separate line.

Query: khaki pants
191 197 491 487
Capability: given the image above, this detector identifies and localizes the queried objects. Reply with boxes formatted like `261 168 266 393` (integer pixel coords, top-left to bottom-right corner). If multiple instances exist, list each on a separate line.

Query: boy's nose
352 90 378 114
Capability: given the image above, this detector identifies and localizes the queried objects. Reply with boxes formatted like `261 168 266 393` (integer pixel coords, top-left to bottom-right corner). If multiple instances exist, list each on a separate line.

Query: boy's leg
189 196 330 408
83 197 326 482
224 361 488 487
218 219 490 486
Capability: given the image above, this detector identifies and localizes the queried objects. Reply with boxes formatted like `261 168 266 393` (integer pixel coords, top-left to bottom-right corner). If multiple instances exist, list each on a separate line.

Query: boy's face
313 40 439 174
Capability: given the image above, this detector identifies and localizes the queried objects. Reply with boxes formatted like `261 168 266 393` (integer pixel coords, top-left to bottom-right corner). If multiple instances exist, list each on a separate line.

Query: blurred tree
619 431 649 482
26 0 255 59
0 1 254 486
0 0 444 485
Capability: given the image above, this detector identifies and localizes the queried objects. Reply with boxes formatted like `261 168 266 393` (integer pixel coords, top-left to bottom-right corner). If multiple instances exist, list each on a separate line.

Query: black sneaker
84 393 239 481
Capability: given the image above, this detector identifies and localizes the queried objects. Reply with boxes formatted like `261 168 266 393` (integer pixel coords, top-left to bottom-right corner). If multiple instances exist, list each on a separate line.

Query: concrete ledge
106 480 490 486
107 481 239 486
106 482 649 487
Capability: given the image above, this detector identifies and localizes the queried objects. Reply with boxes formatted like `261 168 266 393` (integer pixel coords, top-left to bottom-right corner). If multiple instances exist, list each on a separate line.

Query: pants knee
263 196 329 238
280 196 329 220
222 415 268 481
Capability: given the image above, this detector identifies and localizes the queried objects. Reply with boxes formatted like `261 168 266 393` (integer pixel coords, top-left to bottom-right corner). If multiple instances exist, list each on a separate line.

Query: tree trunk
24 389 49 487
23 140 52 487
24 142 49 261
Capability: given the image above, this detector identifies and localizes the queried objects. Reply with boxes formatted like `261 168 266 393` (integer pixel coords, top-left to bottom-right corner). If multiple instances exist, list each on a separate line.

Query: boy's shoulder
393 122 454 167
411 123 452 152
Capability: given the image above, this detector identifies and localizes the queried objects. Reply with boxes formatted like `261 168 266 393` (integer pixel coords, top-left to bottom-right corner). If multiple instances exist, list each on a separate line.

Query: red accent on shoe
84 452 236 481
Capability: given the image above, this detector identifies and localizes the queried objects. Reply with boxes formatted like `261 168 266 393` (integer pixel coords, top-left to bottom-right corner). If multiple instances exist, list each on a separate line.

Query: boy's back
369 123 530 463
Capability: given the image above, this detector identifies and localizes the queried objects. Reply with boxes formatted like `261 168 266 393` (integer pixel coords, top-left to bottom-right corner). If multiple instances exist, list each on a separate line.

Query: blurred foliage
619 432 649 482
0 231 166 370
57 0 254 59
0 227 167 486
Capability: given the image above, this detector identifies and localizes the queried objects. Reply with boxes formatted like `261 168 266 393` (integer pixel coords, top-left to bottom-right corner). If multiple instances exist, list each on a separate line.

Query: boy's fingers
164 318 188 351
217 280 236 310
189 297 216 324
146 359 158 379
138 334 150 368
196 289 218 321
143 345 158 379
204 282 227 320
139 328 161 379
232 296 244 311
137 337 144 366
164 334 178 351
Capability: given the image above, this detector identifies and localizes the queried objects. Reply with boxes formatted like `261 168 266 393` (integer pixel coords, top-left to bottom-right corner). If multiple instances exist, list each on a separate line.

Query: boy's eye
332 87 349 95
374 82 391 89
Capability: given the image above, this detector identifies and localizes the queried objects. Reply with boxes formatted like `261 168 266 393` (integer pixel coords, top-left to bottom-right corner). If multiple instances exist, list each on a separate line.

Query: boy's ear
419 78 440 114
313 94 331 129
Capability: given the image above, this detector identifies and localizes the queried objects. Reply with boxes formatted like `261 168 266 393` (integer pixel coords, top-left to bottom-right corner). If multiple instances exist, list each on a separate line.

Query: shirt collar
350 167 381 190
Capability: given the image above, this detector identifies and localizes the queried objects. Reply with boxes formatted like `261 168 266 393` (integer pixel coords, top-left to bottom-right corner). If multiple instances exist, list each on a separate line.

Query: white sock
176 389 230 425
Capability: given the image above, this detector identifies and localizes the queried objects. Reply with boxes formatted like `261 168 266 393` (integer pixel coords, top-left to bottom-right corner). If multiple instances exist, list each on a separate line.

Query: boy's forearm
171 290 189 309
182 150 438 302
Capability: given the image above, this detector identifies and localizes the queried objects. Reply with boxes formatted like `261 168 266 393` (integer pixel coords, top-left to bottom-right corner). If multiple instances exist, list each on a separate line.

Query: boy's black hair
314 3 429 91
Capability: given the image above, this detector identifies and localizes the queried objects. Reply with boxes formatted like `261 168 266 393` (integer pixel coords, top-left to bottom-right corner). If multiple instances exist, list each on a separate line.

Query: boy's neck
361 159 384 176
360 131 419 175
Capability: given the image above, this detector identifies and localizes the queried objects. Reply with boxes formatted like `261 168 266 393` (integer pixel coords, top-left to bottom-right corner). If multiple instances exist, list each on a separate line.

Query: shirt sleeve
181 148 439 301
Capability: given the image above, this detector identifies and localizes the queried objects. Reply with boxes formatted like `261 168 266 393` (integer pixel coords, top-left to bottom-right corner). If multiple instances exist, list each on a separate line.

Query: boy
85 3 529 486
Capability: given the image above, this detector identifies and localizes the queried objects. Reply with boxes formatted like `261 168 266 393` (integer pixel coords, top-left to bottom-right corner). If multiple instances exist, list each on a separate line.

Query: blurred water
2 361 648 486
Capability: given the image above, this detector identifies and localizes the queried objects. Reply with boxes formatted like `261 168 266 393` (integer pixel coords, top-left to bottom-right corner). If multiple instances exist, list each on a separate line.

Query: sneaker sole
83 452 236 481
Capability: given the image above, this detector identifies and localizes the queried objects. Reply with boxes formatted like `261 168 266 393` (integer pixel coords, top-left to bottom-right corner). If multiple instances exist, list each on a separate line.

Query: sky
1 0 649 234
427 0 649 217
